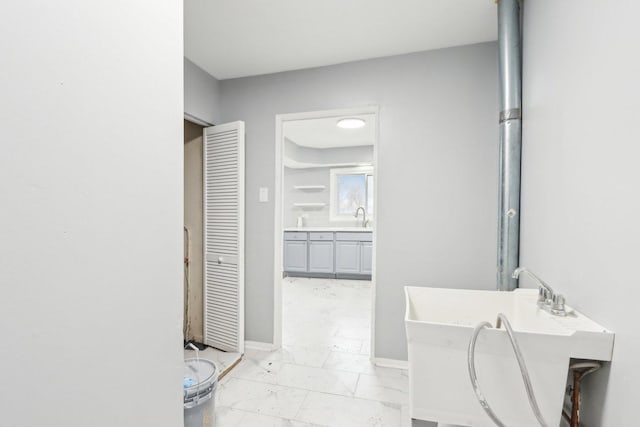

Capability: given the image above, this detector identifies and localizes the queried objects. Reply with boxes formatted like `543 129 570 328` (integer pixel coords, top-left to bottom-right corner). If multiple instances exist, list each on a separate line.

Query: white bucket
184 358 218 427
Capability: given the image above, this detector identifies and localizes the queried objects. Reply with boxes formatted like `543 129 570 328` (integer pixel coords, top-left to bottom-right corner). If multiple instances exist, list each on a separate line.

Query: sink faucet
354 207 368 228
512 267 567 316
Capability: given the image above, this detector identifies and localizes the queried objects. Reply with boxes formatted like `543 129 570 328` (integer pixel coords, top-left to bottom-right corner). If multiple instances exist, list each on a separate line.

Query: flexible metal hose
468 321 506 427
467 313 549 427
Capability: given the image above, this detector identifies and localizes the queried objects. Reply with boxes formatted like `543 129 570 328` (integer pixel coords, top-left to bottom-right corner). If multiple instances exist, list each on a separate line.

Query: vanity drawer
335 232 372 242
309 232 334 241
284 231 308 241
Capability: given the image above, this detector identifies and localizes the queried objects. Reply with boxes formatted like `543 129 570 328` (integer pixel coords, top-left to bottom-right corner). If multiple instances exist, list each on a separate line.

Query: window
329 166 374 221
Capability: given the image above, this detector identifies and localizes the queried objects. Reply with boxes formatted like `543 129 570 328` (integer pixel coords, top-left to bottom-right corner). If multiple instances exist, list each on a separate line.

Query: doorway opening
273 107 379 360
184 119 205 346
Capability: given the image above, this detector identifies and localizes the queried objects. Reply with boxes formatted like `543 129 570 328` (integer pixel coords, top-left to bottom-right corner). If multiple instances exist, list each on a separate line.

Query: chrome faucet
512 267 567 316
354 207 368 228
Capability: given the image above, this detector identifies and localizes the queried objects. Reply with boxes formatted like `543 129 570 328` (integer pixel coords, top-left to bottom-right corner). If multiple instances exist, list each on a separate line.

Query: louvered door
203 121 245 353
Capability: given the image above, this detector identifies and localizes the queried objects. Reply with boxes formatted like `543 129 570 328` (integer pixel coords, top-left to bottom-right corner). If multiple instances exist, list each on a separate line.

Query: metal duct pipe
496 0 522 291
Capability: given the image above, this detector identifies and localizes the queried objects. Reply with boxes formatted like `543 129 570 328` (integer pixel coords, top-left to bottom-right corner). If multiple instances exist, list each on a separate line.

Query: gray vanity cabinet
335 241 361 274
361 241 373 275
284 230 372 278
335 232 372 276
308 232 334 273
283 232 308 272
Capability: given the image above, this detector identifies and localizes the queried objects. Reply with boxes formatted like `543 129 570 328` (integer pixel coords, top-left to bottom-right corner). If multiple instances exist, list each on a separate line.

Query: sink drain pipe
496 0 523 291
562 361 602 427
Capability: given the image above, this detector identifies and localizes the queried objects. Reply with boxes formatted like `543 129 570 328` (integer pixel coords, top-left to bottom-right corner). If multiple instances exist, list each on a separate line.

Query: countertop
284 227 372 232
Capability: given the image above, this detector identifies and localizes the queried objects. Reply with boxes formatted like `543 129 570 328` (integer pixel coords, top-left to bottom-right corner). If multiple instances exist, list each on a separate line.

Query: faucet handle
538 286 553 305
551 294 567 316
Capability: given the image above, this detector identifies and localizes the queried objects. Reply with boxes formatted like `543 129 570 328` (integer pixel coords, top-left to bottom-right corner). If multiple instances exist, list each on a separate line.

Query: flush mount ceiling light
336 118 366 129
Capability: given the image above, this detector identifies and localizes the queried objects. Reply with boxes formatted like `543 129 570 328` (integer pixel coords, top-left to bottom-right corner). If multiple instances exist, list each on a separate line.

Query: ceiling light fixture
336 118 366 129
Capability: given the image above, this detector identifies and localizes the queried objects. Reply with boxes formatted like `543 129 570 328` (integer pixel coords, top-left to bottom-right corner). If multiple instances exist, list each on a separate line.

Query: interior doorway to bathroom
273 107 379 360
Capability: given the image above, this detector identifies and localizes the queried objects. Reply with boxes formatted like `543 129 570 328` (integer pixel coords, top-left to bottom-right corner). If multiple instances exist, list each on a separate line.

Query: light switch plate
259 187 269 202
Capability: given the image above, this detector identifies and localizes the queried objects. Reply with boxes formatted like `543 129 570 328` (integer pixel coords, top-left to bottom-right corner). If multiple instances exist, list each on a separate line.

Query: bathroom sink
405 287 614 427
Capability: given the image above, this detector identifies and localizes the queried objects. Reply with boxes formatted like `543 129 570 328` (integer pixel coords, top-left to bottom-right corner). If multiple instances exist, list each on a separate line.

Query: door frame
273 106 379 359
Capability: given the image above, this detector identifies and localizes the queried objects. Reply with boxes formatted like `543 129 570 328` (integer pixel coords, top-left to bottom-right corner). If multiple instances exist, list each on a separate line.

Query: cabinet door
335 241 361 274
360 242 372 275
284 241 307 272
309 241 334 273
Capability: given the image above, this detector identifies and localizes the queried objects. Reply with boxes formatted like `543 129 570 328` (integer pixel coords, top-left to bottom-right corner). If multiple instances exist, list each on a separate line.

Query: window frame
329 166 374 222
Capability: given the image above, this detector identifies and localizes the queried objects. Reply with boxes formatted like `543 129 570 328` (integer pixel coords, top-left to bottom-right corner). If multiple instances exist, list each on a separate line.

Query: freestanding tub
404 286 614 427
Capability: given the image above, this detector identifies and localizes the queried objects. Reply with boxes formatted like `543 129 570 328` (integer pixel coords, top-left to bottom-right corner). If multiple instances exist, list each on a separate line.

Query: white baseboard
244 340 278 352
374 357 409 370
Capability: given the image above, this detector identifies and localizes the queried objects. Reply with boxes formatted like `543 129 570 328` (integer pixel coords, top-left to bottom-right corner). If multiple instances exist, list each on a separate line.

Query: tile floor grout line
224 371 405 406
318 348 333 368
291 387 311 420
225 371 354 396
353 373 362 397
300 389 405 408
237 357 394 379
240 354 380 374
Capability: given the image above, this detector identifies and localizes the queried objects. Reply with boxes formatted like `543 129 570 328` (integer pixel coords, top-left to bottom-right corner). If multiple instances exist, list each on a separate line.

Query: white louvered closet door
203 121 245 353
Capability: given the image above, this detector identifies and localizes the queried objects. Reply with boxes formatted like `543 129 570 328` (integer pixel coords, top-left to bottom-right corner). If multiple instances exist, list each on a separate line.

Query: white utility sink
405 286 614 427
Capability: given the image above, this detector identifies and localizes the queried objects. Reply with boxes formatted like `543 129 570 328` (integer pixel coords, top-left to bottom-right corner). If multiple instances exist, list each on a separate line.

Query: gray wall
0 2 183 426
220 42 499 357
520 1 640 425
185 57 222 125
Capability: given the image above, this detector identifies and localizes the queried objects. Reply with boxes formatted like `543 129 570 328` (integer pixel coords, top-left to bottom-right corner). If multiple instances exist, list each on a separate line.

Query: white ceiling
184 0 497 80
284 114 375 149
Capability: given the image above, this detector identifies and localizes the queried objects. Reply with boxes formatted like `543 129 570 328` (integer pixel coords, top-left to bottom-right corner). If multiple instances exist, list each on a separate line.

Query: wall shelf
293 202 326 209
293 185 326 191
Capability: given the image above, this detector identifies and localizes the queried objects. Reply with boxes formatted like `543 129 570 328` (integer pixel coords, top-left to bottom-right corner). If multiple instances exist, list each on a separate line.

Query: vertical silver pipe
497 0 522 291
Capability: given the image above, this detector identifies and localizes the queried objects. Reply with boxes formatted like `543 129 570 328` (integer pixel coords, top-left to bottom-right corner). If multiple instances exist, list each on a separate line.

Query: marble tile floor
213 277 410 427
